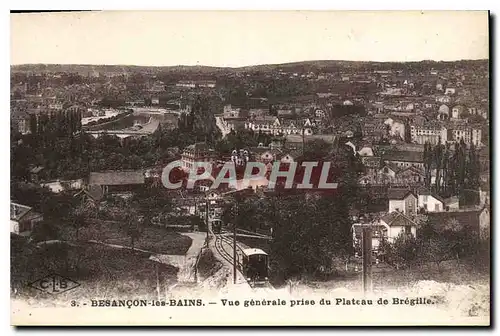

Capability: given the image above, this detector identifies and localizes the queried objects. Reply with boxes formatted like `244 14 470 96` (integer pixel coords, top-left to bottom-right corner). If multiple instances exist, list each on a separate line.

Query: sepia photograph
9 10 490 326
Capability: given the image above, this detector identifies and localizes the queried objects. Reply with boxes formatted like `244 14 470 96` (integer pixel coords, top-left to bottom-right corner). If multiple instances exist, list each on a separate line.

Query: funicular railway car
241 248 269 286
211 219 223 234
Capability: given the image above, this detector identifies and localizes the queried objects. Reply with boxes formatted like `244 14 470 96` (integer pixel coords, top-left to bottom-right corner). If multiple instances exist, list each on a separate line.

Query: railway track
213 232 240 269
211 229 274 290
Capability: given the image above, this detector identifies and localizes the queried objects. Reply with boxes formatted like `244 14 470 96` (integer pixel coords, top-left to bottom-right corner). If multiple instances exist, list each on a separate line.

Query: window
405 226 412 234
434 204 440 212
423 195 428 202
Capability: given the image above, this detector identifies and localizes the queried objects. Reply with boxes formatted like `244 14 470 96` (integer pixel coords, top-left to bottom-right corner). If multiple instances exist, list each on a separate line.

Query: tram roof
242 248 268 256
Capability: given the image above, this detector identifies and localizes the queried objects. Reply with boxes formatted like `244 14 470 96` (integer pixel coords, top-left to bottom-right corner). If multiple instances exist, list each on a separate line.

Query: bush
31 220 62 242
381 233 421 270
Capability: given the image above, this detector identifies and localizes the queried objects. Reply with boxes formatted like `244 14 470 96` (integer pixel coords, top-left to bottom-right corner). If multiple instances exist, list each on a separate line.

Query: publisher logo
28 274 80 294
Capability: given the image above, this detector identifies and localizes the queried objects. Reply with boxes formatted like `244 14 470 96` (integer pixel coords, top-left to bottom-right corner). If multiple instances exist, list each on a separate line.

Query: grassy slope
11 236 179 301
63 219 193 255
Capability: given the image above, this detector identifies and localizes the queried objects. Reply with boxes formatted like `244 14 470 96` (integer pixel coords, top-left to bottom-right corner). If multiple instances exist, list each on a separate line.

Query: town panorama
10 60 490 322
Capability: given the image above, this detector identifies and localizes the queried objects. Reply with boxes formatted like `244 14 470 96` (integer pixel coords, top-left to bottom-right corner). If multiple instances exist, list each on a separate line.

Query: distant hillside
11 59 488 75
235 59 489 73
10 63 227 74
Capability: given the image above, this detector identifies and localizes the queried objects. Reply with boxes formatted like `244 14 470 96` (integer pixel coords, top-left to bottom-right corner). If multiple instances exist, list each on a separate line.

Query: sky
10 11 489 67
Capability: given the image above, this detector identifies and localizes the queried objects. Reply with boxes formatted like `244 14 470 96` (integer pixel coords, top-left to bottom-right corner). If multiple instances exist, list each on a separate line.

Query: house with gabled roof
416 188 445 213
74 184 105 208
360 156 381 172
10 202 43 236
382 150 424 170
387 188 418 215
394 166 425 185
89 170 145 195
379 163 399 179
379 211 418 241
443 196 460 210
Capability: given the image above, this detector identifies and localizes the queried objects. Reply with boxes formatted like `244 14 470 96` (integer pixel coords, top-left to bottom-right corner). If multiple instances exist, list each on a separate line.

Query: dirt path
150 232 207 283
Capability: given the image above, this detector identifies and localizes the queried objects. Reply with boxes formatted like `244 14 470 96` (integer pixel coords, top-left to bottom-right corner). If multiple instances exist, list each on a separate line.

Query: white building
378 212 418 241
451 105 465 119
436 95 452 104
388 189 418 215
11 202 43 236
418 191 445 212
410 124 447 145
445 87 457 95
450 127 482 146
385 118 406 141
245 117 313 136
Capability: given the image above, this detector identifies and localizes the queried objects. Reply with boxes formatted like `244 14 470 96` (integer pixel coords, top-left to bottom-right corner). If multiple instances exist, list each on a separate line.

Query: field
63 219 193 255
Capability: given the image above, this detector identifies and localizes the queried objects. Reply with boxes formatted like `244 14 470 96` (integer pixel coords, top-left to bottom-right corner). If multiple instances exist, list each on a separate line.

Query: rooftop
416 188 446 203
10 202 32 221
427 208 488 232
387 188 415 200
380 211 417 227
285 134 336 144
89 170 145 186
383 150 424 163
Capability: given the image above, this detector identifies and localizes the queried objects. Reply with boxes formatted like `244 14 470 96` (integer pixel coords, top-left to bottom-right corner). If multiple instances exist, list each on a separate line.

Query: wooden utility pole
233 200 238 284
361 227 373 295
205 199 209 239
302 127 305 156
155 262 160 300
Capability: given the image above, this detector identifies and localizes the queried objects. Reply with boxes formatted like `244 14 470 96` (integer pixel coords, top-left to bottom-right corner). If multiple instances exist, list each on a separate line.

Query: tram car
241 248 269 286
212 219 223 234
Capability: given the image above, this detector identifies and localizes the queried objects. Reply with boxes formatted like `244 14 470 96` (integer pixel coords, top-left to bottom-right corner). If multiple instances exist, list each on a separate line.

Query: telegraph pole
156 262 160 300
361 227 373 295
205 198 209 240
233 199 238 284
302 127 305 156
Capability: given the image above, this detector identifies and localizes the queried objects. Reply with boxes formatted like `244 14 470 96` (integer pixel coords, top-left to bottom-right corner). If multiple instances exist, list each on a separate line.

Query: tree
390 233 421 270
268 193 354 281
422 237 451 271
466 114 485 124
70 207 87 241
133 186 173 219
423 142 433 189
439 218 475 265
300 139 331 161
30 220 61 243
433 142 445 194
124 210 142 250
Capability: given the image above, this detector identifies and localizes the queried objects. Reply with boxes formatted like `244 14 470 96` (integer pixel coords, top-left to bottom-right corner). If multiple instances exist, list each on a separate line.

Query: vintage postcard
10 10 490 326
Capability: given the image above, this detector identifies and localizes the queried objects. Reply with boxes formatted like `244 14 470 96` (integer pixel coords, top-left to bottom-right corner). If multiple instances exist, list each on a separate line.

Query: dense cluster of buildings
10 62 490 245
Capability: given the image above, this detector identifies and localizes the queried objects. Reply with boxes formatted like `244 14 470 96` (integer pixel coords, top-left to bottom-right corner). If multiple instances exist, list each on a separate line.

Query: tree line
11 95 224 181
423 140 481 204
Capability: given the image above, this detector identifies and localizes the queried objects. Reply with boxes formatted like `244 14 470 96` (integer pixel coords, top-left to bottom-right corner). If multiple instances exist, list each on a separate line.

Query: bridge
86 129 153 139
132 107 182 116
85 119 160 139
